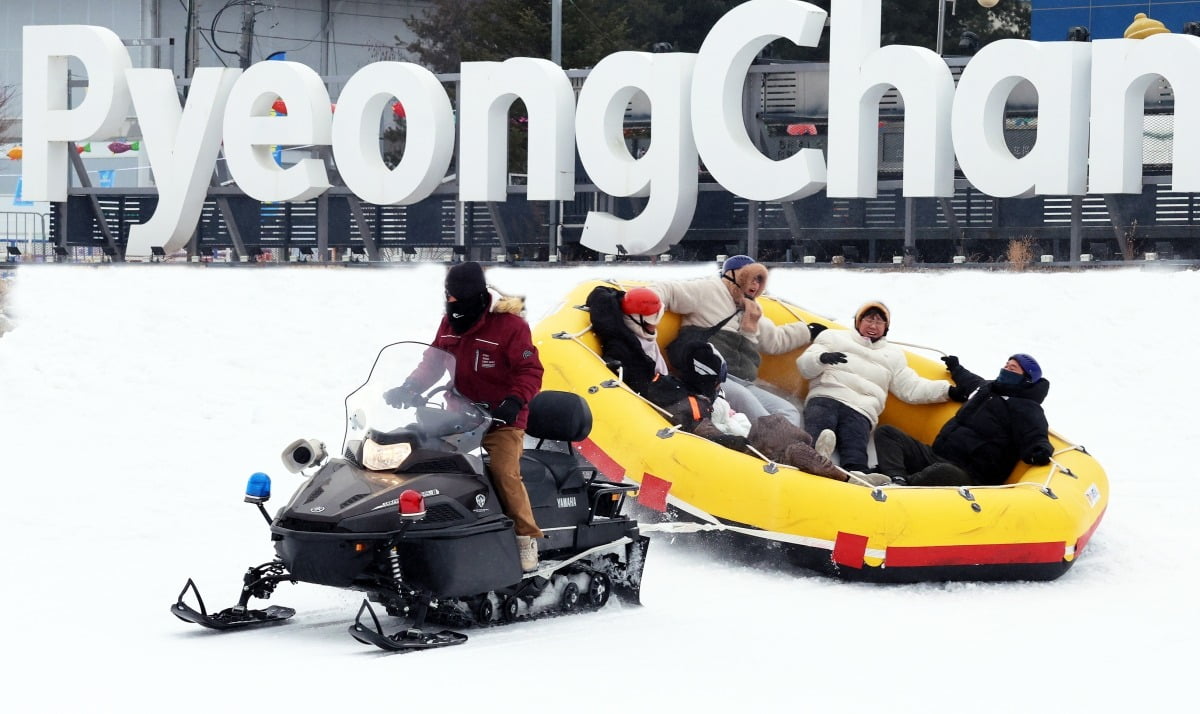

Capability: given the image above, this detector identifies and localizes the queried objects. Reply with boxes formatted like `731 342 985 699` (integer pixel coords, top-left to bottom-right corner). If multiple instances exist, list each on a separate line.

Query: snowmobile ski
170 577 294 630
349 599 467 652
171 601 296 630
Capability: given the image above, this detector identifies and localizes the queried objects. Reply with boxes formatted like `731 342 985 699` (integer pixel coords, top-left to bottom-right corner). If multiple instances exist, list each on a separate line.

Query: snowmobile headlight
363 439 412 472
245 472 272 503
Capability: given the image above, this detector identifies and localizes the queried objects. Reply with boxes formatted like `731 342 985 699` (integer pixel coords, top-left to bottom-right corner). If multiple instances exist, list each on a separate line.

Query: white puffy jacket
651 277 810 355
796 328 950 426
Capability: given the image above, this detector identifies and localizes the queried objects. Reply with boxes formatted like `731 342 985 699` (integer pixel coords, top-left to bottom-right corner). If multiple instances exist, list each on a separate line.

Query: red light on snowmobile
398 489 426 520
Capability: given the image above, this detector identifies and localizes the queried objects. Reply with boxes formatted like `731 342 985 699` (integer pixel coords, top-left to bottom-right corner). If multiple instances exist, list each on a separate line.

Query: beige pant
481 427 543 538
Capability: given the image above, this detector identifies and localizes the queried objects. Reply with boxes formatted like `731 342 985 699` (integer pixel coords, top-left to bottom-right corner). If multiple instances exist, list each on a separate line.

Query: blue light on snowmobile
245 472 272 504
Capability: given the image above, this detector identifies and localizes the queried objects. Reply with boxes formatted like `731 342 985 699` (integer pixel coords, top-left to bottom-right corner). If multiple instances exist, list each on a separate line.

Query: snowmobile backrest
526 391 592 443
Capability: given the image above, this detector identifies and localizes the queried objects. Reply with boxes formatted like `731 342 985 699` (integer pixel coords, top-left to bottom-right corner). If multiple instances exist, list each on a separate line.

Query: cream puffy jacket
796 328 950 426
651 277 811 355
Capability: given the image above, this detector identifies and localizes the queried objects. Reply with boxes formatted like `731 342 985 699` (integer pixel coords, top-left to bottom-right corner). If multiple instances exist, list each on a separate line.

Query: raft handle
871 488 887 502
1041 487 1058 500
744 444 781 475
552 326 594 340
1049 457 1077 479
958 488 975 502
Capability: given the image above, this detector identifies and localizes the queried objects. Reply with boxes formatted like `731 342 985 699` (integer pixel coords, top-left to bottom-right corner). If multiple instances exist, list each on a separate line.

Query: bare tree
0 85 18 143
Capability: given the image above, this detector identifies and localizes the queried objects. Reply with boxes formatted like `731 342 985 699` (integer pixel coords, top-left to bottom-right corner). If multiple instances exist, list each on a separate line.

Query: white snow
1 262 1195 712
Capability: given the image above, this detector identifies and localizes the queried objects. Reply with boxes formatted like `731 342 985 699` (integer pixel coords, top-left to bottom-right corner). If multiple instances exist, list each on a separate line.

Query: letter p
21 26 132 202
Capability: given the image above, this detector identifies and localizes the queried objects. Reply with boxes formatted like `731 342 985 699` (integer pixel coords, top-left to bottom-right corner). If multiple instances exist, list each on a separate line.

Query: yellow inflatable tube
532 280 1108 582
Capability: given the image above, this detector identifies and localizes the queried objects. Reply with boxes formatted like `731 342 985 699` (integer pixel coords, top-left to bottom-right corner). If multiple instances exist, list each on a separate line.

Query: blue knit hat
1010 353 1042 382
721 254 755 274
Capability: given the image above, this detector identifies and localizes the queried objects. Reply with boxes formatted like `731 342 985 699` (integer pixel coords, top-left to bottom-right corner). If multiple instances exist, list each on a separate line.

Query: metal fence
1 211 51 262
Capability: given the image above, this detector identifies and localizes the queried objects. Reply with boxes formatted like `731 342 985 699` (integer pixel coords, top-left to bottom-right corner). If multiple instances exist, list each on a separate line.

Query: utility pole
548 0 562 261
184 0 199 79
239 1 257 69
321 0 332 76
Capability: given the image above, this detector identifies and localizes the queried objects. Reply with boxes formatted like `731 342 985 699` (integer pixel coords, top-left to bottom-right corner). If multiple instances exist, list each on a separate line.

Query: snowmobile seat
519 391 595 495
525 391 592 444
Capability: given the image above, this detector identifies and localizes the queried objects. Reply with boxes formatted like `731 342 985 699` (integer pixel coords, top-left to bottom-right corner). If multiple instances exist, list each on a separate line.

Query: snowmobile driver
386 261 545 572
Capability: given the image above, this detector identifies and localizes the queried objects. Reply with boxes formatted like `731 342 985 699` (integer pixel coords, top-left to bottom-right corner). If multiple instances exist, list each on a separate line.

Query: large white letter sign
1089 34 1200 194
331 62 455 205
223 61 332 202
576 52 698 255
459 58 576 201
692 0 826 201
21 25 132 202
953 40 1091 197
827 0 955 198
125 67 241 257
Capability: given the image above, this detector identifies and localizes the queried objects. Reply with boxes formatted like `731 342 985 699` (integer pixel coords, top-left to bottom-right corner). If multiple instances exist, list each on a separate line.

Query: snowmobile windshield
343 342 490 470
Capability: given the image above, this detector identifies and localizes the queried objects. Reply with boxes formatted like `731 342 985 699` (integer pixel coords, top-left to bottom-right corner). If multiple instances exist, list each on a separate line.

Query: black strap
702 309 740 339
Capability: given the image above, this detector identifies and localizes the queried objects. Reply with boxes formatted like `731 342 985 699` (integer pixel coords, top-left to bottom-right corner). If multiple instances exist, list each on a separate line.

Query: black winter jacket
587 286 659 393
932 370 1052 486
586 286 686 408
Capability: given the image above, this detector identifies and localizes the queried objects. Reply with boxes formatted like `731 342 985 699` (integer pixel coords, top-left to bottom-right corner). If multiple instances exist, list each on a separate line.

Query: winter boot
846 470 893 487
516 535 539 572
815 429 836 461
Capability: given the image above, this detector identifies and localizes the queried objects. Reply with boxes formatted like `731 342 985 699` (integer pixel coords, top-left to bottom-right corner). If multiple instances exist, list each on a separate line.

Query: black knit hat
445 261 487 299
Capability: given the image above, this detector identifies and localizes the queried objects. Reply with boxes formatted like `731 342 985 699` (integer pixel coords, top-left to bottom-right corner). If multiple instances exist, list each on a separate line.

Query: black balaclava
444 261 490 334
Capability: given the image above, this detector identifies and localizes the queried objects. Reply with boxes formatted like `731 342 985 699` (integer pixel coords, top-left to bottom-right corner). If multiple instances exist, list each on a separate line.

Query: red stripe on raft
576 438 626 481
886 541 1064 567
1074 505 1107 556
637 473 673 513
833 532 869 569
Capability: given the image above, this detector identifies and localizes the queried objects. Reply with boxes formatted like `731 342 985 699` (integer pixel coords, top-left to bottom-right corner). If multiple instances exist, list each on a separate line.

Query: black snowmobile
171 341 648 652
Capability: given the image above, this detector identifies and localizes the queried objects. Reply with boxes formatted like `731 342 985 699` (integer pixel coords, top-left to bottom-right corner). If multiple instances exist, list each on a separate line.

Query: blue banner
12 177 33 206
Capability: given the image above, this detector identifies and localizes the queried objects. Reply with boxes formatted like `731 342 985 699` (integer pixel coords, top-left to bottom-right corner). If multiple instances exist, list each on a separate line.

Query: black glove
941 355 960 372
819 351 847 365
383 385 423 408
947 384 973 402
491 396 523 425
808 323 827 340
1024 444 1053 466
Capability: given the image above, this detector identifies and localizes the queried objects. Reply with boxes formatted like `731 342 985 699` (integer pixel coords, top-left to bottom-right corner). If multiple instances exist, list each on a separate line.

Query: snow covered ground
0 262 1195 713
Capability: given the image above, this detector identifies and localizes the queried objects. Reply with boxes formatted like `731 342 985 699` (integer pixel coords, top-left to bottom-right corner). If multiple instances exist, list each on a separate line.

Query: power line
210 27 403 52
267 1 428 23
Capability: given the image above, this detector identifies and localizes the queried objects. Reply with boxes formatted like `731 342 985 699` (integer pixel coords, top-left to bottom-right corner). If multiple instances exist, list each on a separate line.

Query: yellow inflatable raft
531 280 1108 583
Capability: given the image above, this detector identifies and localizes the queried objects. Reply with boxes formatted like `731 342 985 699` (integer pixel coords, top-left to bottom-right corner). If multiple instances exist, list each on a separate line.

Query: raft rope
887 340 949 357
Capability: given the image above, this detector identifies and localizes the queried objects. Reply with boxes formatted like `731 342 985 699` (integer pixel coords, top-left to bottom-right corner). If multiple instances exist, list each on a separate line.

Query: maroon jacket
426 310 543 430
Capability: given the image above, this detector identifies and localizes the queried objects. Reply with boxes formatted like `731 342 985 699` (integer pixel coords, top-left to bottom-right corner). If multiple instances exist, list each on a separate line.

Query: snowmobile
171 341 648 652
